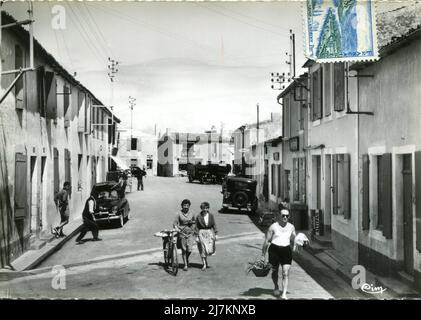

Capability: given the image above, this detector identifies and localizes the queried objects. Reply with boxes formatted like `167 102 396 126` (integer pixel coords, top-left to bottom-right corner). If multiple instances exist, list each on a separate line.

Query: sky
2 0 409 135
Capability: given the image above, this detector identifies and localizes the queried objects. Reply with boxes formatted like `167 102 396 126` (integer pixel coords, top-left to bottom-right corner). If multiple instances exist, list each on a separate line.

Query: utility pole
107 57 119 170
128 96 136 139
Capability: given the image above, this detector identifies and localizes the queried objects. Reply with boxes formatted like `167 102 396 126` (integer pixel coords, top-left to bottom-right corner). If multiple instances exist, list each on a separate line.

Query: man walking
53 182 71 238
75 191 102 244
132 166 146 191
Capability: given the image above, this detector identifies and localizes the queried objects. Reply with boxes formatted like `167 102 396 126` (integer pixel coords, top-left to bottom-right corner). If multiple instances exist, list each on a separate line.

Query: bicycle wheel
169 243 179 276
163 240 170 266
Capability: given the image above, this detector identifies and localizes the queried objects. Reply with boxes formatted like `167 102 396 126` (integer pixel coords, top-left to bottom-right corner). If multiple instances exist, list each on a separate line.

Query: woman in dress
195 202 218 271
173 199 196 271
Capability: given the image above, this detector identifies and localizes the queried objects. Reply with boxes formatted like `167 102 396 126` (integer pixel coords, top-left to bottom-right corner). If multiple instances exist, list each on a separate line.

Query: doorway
402 154 414 275
29 156 39 235
324 155 332 235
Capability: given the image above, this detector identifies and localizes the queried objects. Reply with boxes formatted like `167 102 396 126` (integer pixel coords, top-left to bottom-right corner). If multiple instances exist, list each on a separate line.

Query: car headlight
112 206 118 214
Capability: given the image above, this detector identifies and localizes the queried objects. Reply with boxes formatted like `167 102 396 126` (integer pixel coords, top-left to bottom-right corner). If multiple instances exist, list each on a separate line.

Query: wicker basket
251 266 271 277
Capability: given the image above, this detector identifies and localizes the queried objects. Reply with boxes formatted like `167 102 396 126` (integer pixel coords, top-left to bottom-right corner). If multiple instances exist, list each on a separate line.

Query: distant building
114 129 158 176
157 129 233 177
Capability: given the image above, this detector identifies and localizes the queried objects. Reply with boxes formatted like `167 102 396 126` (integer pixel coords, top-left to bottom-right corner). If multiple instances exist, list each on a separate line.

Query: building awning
110 155 129 170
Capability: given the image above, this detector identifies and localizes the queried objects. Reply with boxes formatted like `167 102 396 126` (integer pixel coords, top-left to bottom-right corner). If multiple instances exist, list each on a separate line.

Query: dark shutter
37 67 46 117
332 154 338 215
415 151 421 251
299 158 306 203
362 154 370 230
14 153 27 218
271 164 275 196
277 164 283 198
334 63 345 111
318 67 323 119
324 64 331 117
65 149 71 196
381 153 393 239
343 154 351 219
292 158 297 201
53 148 60 195
45 71 56 119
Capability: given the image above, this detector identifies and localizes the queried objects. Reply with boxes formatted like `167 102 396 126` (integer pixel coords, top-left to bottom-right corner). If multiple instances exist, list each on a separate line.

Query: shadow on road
240 287 275 297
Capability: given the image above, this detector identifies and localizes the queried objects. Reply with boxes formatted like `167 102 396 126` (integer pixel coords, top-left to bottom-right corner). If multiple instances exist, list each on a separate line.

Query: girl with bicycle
173 199 196 271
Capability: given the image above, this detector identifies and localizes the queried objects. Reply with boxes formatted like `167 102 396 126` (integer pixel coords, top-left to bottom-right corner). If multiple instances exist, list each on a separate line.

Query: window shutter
45 72 56 119
415 151 421 251
293 158 299 201
324 64 331 117
299 158 306 203
37 67 46 117
64 149 71 196
53 148 60 195
334 63 345 111
127 138 131 151
381 153 393 239
14 153 27 218
362 154 370 230
332 154 338 215
271 164 275 196
278 164 283 198
317 68 323 119
343 153 351 219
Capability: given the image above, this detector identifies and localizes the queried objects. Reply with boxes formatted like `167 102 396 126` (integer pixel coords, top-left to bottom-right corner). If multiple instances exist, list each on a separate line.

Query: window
335 154 351 218
14 153 27 218
131 138 138 151
333 63 345 111
271 164 276 196
311 67 323 121
375 153 392 238
323 64 332 117
293 157 306 202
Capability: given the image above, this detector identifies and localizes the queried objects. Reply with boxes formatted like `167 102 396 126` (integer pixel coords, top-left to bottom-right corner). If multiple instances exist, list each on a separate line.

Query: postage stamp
304 0 379 63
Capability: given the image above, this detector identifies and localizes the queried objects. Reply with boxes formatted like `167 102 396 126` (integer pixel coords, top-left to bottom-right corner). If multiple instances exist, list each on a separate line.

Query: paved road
0 176 340 299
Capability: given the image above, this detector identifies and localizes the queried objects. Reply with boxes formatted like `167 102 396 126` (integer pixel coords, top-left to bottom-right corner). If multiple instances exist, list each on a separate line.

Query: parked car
221 176 258 213
187 163 231 184
91 182 130 227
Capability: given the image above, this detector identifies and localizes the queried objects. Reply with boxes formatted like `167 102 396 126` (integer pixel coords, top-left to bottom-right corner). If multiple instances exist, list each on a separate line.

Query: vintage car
91 182 130 227
221 176 258 213
187 163 231 184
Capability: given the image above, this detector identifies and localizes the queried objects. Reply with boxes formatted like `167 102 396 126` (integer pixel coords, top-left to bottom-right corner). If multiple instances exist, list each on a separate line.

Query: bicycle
155 229 179 276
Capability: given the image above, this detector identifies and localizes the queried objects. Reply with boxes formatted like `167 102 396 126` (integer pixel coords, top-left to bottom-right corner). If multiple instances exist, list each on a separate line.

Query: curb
22 224 83 271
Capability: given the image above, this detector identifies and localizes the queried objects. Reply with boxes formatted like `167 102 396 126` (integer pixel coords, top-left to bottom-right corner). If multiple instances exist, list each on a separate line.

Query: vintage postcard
0 0 420 304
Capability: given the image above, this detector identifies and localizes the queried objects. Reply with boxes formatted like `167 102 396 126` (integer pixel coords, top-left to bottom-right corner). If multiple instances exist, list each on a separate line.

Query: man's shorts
268 243 292 267
60 208 70 223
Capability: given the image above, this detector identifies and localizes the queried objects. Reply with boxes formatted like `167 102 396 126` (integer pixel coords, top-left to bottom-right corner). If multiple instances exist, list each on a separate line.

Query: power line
194 2 288 37
65 2 107 66
82 2 115 59
71 4 109 62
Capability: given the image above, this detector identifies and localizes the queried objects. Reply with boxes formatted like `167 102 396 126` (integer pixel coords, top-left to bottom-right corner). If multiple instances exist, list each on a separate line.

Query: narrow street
0 176 364 299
